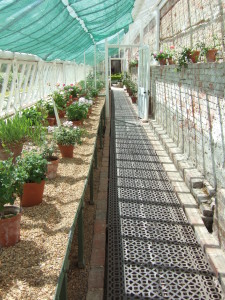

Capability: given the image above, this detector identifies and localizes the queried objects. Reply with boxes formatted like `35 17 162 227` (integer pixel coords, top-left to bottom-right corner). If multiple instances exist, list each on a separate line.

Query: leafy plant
52 91 66 111
41 141 56 160
44 102 55 117
176 47 192 71
0 113 44 148
111 73 122 81
22 106 43 125
53 124 86 146
152 50 169 61
129 60 138 67
16 151 47 183
197 35 221 56
0 158 25 215
66 102 88 121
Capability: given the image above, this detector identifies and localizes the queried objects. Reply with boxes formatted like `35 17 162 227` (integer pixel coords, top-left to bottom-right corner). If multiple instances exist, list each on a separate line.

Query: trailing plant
66 102 88 121
16 151 47 183
0 158 25 215
53 122 87 146
176 47 192 71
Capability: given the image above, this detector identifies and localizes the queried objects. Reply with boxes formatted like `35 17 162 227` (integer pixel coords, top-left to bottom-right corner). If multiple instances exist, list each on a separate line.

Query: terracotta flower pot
58 144 74 158
206 49 218 62
168 58 175 65
47 156 59 179
72 120 83 126
131 96 137 103
21 180 45 207
47 117 56 126
73 97 79 102
158 58 167 65
58 110 66 118
0 206 21 247
66 100 73 107
0 143 23 162
190 51 200 63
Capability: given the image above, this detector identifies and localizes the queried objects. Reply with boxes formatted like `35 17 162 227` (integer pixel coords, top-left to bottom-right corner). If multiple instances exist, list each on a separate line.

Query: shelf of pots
66 101 88 126
0 92 106 300
53 121 87 158
0 113 45 162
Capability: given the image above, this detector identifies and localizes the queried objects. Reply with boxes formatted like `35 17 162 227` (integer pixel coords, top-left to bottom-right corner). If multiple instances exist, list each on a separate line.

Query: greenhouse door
138 45 150 121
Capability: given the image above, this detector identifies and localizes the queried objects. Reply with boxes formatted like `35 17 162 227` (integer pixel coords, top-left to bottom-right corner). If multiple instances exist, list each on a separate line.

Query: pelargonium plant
152 50 168 61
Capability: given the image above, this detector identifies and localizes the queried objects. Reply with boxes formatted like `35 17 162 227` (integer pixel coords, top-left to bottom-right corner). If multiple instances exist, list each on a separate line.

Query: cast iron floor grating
106 88 223 299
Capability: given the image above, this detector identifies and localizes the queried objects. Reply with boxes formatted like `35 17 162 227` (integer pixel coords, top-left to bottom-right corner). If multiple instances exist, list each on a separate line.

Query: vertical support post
99 112 103 149
140 20 144 46
155 8 160 52
105 39 109 117
84 51 86 90
38 61 43 100
62 62 66 85
94 43 97 89
78 204 85 268
103 104 106 131
89 163 94 205
117 32 120 58
74 61 76 83
94 145 98 169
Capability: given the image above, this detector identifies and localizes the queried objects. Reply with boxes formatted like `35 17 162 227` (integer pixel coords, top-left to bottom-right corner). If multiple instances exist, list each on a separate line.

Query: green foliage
129 60 138 67
0 158 25 213
0 113 45 148
41 141 56 159
44 102 55 117
66 102 88 121
63 85 78 98
176 47 192 71
152 51 168 61
36 99 48 120
22 106 43 125
53 126 86 146
52 91 66 110
16 151 47 183
111 73 122 81
196 36 221 57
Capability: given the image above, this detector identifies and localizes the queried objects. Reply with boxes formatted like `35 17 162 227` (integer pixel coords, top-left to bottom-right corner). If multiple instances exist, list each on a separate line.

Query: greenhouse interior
0 0 225 299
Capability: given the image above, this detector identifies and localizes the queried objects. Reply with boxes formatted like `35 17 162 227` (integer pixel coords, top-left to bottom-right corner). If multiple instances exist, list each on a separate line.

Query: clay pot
0 143 23 162
131 96 137 103
73 97 79 102
58 110 66 118
168 58 175 65
72 120 83 126
190 51 200 63
66 100 73 107
158 58 167 65
58 144 74 158
47 156 59 179
21 180 45 207
0 206 21 247
47 117 56 126
206 49 218 62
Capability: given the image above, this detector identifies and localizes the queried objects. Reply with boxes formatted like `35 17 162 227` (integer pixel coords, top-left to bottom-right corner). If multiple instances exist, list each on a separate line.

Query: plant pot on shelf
190 51 200 63
21 180 45 207
72 119 83 126
73 97 79 102
206 49 218 62
58 144 74 158
58 110 66 118
131 96 137 103
168 58 175 65
158 58 167 66
0 143 23 162
0 206 21 247
66 100 73 107
47 156 59 179
47 117 56 126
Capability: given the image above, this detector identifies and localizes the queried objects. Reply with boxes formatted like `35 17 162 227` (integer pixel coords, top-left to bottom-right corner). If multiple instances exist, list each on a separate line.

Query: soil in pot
190 51 200 63
58 144 74 158
206 49 218 62
0 206 21 247
47 156 59 179
0 143 23 162
21 180 45 207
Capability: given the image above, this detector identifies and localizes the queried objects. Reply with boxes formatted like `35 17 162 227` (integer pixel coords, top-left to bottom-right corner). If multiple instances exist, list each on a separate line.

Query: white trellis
0 52 91 117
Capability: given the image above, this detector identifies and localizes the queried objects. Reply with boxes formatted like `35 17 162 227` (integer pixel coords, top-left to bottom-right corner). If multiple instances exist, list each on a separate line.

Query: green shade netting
0 0 134 62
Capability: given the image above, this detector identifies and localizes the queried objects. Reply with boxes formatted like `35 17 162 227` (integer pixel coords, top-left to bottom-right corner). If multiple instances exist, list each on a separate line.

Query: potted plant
0 113 44 161
44 102 56 125
167 45 176 65
176 47 193 71
130 82 138 103
17 151 48 207
41 141 59 179
53 121 86 158
152 50 168 65
52 91 67 118
0 158 24 247
129 59 138 68
198 36 221 62
66 102 88 126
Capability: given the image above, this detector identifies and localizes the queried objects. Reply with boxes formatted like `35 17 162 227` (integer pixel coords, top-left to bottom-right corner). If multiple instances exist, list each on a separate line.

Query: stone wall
150 62 225 248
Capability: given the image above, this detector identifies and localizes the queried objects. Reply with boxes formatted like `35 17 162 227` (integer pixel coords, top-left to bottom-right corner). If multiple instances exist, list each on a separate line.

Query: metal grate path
106 88 223 300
